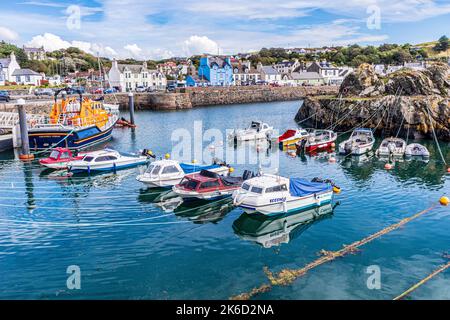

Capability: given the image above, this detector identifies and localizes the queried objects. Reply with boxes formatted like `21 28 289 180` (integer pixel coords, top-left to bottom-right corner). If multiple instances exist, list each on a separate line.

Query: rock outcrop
295 95 450 141
339 63 385 97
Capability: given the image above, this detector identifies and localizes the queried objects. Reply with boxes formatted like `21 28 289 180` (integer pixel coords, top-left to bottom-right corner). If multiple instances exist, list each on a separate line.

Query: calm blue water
0 101 449 300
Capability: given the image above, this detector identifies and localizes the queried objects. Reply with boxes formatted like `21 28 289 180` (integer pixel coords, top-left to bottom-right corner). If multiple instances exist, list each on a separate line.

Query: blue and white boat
67 149 149 173
232 174 337 216
136 159 230 188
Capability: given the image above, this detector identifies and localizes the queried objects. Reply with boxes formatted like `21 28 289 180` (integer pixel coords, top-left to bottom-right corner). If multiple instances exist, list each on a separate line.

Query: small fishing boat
376 137 407 157
172 169 253 201
39 147 85 169
296 129 337 153
28 88 119 151
232 174 338 216
405 143 430 158
136 159 230 188
232 203 334 248
67 148 150 173
277 128 309 148
229 121 273 141
338 128 375 155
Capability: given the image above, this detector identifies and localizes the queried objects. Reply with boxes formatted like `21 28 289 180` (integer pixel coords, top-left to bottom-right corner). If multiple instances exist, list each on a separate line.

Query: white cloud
27 33 117 57
124 44 143 59
183 35 221 56
0 26 19 41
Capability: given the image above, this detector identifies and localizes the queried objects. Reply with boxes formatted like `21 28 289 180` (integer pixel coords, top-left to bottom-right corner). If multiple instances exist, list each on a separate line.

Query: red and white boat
172 170 253 201
39 147 85 169
277 128 309 148
296 129 337 153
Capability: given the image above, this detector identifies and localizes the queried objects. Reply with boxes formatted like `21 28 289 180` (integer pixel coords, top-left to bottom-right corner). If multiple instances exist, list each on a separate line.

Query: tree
434 35 449 52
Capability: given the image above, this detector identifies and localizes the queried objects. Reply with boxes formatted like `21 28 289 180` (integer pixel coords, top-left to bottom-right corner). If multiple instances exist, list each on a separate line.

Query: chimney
143 61 147 69
112 58 118 70
256 61 263 71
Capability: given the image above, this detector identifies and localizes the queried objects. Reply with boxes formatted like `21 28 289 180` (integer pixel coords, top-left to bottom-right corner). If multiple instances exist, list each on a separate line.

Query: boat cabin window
200 180 220 189
180 178 198 190
83 156 94 162
242 183 251 191
266 184 287 193
151 165 162 175
95 156 110 162
60 151 70 159
251 186 263 194
49 150 60 159
162 165 180 174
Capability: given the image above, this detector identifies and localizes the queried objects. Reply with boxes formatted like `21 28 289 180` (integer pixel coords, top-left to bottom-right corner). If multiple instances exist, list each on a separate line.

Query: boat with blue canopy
232 174 339 215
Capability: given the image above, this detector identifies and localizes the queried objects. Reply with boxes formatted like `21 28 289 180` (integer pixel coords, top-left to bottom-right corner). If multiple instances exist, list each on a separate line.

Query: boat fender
165 153 170 159
440 196 449 206
87 165 90 175
229 167 235 173
113 162 117 174
333 186 341 194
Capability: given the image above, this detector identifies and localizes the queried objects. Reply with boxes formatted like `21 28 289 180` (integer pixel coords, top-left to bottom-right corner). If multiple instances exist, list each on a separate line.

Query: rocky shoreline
295 63 450 141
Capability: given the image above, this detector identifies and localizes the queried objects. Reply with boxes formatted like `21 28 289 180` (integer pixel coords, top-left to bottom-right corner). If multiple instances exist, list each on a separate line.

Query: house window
26 76 31 82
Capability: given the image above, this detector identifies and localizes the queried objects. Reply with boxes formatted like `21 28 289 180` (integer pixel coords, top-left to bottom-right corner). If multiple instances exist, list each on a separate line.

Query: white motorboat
376 137 407 157
338 128 375 155
229 121 273 141
232 203 334 248
136 159 230 188
232 174 338 216
405 143 430 158
67 148 150 173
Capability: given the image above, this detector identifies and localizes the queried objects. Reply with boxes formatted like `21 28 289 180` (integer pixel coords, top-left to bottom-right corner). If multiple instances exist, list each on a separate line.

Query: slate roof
117 64 146 73
261 66 278 75
291 72 323 80
12 69 41 76
207 56 230 68
0 58 11 68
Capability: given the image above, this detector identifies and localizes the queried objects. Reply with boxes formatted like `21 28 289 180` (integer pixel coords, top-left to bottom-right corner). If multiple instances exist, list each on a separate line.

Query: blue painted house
186 56 233 87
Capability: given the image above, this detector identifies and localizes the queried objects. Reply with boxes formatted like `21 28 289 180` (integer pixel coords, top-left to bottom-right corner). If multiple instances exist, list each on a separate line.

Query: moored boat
28 88 119 151
172 169 254 201
376 137 407 157
232 174 338 216
405 143 430 158
39 147 85 169
277 128 309 148
67 148 150 173
229 121 273 141
136 159 230 188
296 129 337 153
338 128 375 155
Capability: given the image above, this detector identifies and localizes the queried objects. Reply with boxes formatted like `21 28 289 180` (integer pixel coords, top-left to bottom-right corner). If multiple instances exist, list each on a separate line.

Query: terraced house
108 59 167 92
187 56 233 86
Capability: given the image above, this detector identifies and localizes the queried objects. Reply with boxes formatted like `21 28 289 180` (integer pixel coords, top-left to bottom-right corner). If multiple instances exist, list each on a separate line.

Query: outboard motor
242 170 255 181
344 141 352 154
142 149 156 158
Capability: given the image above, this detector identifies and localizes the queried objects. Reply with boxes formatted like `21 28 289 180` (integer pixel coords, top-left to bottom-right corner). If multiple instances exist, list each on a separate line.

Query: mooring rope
425 104 447 166
230 203 438 300
393 256 450 300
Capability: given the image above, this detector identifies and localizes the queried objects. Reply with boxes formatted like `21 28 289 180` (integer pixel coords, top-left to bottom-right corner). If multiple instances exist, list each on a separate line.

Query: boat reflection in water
232 203 335 248
174 198 235 224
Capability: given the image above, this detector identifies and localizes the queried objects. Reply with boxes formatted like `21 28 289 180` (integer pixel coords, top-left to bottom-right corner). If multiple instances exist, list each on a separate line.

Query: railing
0 112 47 129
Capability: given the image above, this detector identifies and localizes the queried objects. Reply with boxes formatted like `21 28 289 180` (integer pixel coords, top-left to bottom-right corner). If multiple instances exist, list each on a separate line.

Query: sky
0 0 449 60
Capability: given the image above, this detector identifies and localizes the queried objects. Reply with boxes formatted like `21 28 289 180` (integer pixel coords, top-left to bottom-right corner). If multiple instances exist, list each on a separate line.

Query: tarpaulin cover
289 178 332 197
180 163 219 174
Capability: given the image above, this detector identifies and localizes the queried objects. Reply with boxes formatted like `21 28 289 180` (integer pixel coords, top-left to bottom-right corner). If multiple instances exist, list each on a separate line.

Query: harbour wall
0 86 338 112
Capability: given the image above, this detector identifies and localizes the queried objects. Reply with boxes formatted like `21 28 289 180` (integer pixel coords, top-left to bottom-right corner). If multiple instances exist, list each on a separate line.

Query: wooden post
128 92 135 125
17 99 34 161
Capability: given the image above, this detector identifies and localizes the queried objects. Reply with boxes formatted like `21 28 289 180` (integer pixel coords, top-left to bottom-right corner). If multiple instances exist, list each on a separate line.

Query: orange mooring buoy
384 163 393 170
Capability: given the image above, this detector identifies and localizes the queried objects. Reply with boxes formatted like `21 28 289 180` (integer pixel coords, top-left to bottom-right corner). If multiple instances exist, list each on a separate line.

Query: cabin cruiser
172 169 254 201
296 129 337 153
232 174 338 216
277 128 309 148
338 128 375 155
229 121 273 141
136 159 230 188
232 204 334 248
405 143 430 158
39 147 85 169
67 148 150 173
376 137 407 157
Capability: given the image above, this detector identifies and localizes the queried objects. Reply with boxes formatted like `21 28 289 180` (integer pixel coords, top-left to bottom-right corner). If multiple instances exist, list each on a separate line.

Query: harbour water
0 100 449 300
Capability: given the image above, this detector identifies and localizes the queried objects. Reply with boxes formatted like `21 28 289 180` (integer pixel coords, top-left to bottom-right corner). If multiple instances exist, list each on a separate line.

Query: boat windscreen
49 150 59 159
83 156 94 162
181 179 198 190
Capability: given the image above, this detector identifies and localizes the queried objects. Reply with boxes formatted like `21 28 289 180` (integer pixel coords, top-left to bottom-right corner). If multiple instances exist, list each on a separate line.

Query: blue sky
0 0 449 59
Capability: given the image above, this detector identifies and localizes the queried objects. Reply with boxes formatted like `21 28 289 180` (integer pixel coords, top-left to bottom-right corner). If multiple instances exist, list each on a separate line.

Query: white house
0 51 20 85
12 69 44 86
46 75 62 86
307 61 342 85
108 59 167 92
273 59 300 74
232 61 261 85
257 63 281 84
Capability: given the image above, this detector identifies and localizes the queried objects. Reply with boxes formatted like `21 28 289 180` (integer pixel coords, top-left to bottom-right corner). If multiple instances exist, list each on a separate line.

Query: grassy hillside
415 41 450 59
